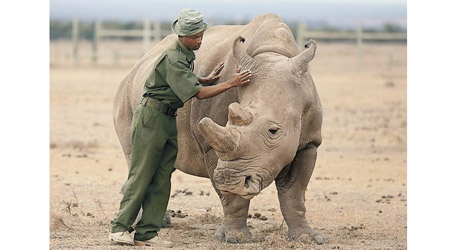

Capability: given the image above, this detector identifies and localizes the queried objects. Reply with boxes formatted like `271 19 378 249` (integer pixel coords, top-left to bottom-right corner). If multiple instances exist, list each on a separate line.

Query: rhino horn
228 102 253 126
232 36 255 66
291 39 317 72
198 117 240 153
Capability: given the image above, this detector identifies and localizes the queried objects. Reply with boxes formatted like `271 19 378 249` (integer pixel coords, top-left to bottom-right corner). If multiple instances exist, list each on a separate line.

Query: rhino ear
232 36 255 66
290 39 317 73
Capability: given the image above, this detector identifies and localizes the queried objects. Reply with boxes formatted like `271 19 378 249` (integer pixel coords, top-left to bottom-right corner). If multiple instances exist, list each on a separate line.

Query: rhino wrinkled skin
113 14 324 244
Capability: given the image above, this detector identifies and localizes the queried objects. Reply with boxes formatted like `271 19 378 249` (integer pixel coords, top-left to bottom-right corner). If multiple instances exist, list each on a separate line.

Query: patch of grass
198 213 222 224
50 213 73 231
64 140 99 150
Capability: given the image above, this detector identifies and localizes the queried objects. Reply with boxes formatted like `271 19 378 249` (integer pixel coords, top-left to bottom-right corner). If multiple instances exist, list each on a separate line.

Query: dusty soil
50 41 407 249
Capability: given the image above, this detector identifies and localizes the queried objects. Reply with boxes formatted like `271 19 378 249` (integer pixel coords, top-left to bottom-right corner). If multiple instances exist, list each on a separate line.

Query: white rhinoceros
113 13 323 244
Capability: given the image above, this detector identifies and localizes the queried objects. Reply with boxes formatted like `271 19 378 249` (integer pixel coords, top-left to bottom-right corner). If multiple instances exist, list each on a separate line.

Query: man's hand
228 65 252 87
200 62 225 85
195 65 252 100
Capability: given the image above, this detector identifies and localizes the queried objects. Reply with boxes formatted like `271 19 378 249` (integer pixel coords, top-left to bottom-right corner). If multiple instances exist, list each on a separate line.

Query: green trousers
111 103 178 241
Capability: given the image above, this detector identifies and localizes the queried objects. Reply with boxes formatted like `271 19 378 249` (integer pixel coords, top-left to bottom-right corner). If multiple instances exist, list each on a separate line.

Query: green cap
172 9 207 36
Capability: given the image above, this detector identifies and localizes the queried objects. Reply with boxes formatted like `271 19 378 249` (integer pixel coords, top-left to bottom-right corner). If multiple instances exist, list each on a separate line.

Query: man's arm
196 66 251 100
197 76 212 85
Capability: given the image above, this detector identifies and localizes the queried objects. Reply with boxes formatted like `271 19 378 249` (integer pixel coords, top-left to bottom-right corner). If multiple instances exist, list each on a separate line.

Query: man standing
109 9 252 247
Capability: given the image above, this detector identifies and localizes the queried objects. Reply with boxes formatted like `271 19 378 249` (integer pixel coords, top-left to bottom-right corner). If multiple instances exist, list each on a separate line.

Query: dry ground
50 40 407 249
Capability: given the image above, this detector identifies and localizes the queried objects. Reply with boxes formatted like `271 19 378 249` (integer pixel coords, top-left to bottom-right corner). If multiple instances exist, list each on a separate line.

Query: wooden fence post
143 19 150 55
296 22 306 51
92 20 100 63
72 18 79 64
153 22 161 42
356 22 363 70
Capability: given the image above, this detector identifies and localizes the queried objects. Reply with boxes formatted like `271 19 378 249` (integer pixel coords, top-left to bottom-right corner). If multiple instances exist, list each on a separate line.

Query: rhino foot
161 210 171 228
214 224 252 243
288 227 324 245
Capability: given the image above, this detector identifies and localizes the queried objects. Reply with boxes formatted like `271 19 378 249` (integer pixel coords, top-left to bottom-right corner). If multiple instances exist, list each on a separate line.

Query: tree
383 23 404 33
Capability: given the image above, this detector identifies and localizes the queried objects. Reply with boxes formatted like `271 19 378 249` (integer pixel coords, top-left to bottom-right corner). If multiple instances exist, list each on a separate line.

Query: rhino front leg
275 144 324 244
203 149 252 243
215 193 251 243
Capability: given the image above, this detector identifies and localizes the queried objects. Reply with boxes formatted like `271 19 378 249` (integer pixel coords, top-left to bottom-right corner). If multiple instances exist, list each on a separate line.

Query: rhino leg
203 149 251 243
215 193 252 243
275 144 324 244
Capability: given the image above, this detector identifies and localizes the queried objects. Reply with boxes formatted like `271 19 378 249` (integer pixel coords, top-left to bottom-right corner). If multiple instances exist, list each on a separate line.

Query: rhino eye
268 128 279 135
263 125 283 149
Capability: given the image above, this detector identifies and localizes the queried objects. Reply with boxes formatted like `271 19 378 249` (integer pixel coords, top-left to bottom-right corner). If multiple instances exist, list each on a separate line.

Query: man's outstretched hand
229 65 252 87
199 62 225 85
195 65 252 100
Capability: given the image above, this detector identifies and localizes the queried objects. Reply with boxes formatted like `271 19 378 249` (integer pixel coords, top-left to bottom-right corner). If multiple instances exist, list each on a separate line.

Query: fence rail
70 19 406 69
301 31 407 40
296 23 406 69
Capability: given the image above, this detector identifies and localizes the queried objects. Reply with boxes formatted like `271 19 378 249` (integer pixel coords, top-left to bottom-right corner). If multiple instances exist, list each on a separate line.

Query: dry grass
50 40 406 249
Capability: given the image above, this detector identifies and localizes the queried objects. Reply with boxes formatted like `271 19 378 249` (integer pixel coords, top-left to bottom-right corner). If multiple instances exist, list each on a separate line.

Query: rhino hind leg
275 144 324 245
214 193 252 243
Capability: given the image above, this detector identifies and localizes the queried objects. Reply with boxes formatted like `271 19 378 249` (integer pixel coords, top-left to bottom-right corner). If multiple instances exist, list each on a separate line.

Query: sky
50 0 407 29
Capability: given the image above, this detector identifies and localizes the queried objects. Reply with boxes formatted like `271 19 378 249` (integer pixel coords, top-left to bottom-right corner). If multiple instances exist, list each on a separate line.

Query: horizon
50 0 407 29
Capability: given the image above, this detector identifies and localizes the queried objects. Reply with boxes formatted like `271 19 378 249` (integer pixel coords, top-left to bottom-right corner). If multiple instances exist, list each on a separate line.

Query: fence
70 19 406 68
295 23 407 70
71 18 172 64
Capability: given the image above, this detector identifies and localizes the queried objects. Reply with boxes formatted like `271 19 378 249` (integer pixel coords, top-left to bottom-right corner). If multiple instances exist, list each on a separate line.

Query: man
109 9 252 247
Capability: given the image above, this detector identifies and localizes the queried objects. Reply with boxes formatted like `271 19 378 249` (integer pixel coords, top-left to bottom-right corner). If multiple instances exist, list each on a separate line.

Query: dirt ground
50 40 407 249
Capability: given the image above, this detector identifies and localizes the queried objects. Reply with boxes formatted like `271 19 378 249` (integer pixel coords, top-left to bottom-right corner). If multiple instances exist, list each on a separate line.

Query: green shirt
144 39 202 109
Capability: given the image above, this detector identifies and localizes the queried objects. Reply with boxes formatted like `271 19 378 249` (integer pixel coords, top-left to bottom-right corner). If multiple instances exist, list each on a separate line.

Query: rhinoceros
113 13 323 244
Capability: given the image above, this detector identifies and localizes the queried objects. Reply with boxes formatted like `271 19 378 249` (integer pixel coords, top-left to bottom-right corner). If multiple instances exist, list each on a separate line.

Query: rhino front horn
198 117 241 153
228 102 253 126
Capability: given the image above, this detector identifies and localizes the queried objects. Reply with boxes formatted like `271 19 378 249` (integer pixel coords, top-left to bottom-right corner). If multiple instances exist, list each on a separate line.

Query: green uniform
111 39 202 241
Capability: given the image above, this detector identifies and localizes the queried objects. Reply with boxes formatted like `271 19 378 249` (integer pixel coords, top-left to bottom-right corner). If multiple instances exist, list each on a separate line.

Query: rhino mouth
216 175 262 199
213 161 268 200
220 190 258 200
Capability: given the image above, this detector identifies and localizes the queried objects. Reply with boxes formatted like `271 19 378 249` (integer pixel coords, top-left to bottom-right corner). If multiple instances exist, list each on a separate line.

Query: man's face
179 32 204 51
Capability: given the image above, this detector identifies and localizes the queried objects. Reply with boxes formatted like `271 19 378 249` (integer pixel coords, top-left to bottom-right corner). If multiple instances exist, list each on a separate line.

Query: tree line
50 20 405 41
50 21 149 40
